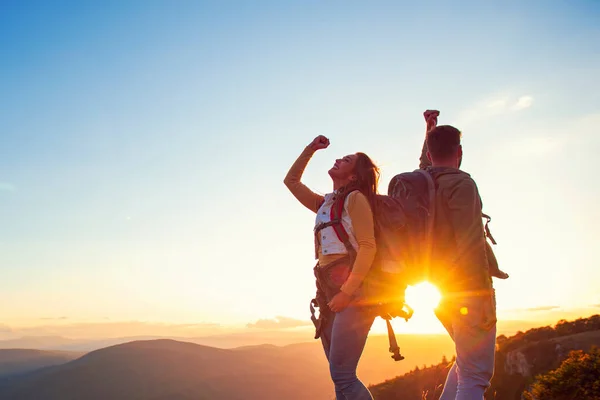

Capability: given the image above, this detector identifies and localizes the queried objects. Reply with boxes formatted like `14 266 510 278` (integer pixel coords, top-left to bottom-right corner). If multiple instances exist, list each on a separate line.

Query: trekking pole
382 303 414 361
384 316 405 361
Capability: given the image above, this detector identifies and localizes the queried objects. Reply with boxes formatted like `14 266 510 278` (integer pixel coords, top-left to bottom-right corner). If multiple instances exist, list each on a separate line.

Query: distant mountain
189 330 316 348
0 336 78 350
0 335 180 352
0 339 333 400
0 330 315 352
0 333 456 400
369 314 600 400
0 332 455 387
0 349 82 378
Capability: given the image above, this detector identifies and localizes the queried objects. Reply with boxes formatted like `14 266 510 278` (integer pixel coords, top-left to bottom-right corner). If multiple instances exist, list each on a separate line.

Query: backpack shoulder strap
414 169 436 241
329 188 358 257
413 169 437 279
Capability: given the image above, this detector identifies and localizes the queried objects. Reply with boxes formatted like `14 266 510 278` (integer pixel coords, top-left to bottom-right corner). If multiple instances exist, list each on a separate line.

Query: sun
405 281 442 313
371 281 444 334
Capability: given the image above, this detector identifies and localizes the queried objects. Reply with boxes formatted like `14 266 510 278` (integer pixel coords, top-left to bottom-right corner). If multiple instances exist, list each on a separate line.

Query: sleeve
339 192 377 295
446 178 489 273
283 146 325 213
419 135 432 169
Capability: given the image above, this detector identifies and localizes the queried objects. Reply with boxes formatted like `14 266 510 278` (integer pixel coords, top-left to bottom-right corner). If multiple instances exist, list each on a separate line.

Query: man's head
426 125 463 168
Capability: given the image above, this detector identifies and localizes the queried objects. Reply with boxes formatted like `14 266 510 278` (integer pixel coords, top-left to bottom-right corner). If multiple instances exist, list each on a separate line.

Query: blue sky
1 0 599 334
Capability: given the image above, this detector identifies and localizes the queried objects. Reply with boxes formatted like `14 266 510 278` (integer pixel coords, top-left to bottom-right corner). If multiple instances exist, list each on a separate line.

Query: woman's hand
328 291 352 313
309 135 330 151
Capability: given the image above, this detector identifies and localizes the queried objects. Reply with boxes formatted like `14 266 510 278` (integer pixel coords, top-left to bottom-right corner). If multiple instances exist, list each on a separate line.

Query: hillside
0 339 331 400
369 314 600 400
1 319 596 400
0 333 455 400
0 335 200 352
0 349 82 378
0 333 455 387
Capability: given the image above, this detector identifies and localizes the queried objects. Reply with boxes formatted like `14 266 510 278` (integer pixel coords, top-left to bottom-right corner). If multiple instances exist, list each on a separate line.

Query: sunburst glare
371 281 444 335
405 282 442 313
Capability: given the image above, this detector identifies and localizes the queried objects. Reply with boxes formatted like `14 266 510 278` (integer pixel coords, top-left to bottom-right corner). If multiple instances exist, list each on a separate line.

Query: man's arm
419 110 439 169
419 139 431 170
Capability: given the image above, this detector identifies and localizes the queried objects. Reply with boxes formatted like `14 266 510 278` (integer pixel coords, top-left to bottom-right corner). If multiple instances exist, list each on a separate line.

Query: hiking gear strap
385 317 404 361
310 298 323 339
329 189 358 257
314 219 342 233
310 261 337 340
415 169 437 241
482 213 497 245
415 169 437 279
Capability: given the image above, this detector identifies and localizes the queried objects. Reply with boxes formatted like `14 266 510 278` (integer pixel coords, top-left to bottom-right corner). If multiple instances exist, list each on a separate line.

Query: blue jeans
436 292 497 400
320 305 375 400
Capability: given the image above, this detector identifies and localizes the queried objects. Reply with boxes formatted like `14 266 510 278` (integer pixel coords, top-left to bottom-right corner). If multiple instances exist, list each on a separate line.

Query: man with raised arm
418 110 498 400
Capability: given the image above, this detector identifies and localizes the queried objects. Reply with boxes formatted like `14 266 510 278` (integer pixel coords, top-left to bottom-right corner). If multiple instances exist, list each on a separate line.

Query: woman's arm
283 137 328 213
339 191 377 296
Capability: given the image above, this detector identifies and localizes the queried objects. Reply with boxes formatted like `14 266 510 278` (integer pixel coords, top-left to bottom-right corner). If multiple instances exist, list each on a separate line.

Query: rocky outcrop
504 350 532 377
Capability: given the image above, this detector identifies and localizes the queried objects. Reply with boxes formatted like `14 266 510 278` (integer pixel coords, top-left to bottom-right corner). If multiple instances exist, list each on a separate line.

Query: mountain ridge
0 338 330 400
0 349 82 378
370 314 600 400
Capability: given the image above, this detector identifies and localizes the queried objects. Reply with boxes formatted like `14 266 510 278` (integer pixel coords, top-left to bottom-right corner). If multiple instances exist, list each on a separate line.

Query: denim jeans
320 305 375 400
436 292 497 400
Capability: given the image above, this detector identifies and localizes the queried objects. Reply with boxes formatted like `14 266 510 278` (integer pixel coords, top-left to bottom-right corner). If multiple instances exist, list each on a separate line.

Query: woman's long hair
351 152 380 212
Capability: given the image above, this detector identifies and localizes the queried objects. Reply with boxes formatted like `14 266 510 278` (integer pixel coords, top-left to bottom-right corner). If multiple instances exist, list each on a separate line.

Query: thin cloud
0 324 12 333
502 305 561 313
0 183 16 192
524 306 560 312
11 321 228 339
40 316 69 321
512 95 534 110
455 93 534 127
486 97 509 111
247 316 312 330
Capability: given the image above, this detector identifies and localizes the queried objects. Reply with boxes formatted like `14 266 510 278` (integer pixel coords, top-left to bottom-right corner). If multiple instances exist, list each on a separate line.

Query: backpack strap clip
314 219 342 233
482 213 497 245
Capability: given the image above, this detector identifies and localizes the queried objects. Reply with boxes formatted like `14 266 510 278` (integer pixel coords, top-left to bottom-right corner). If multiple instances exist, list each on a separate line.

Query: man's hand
424 110 440 132
309 135 330 151
328 291 352 313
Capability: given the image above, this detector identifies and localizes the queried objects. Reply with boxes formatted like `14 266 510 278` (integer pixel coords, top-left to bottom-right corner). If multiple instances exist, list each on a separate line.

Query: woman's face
328 154 358 181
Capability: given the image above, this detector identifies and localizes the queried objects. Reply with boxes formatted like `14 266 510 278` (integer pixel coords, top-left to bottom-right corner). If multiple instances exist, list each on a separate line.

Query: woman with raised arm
284 135 379 400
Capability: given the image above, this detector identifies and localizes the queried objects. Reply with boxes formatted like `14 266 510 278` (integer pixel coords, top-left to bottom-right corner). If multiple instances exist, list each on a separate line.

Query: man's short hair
426 125 462 160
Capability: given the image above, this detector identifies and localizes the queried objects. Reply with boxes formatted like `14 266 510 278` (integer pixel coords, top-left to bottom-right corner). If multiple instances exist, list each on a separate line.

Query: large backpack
319 169 437 361
386 169 507 283
322 169 436 301
380 169 437 285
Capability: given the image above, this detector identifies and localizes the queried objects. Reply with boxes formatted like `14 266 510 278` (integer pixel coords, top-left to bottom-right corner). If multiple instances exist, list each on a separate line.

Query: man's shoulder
431 170 483 211
432 168 477 190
